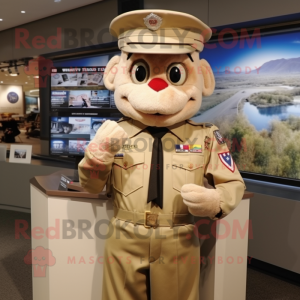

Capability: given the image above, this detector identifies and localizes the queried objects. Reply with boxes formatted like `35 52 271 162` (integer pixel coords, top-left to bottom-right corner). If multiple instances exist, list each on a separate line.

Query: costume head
104 10 215 127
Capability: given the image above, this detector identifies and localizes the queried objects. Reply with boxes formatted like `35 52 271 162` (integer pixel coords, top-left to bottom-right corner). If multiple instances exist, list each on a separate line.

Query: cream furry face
104 51 215 127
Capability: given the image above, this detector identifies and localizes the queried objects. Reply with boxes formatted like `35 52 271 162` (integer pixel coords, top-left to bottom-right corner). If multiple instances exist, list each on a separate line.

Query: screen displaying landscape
193 29 300 180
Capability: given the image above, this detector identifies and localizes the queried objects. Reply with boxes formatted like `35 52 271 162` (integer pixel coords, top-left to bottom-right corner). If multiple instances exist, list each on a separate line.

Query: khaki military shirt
79 118 246 219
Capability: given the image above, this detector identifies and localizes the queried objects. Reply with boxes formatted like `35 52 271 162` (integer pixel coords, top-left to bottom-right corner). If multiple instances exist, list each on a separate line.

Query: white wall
0 161 72 211
144 0 300 26
248 192 300 274
0 0 118 62
209 0 300 27
144 0 209 24
1 0 300 62
0 85 24 115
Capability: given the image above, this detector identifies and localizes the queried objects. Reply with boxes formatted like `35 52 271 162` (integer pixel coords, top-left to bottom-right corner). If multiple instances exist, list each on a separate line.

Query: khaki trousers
102 217 200 300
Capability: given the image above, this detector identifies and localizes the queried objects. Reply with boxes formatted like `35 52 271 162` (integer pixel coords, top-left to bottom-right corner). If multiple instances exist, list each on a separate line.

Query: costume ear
200 59 215 97
103 55 120 91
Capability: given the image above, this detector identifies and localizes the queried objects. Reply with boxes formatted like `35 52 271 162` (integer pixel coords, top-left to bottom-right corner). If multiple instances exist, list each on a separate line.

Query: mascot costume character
79 9 246 300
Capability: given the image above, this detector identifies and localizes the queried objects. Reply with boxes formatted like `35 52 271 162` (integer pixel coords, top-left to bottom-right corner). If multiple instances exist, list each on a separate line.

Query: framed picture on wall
9 144 32 164
25 95 39 114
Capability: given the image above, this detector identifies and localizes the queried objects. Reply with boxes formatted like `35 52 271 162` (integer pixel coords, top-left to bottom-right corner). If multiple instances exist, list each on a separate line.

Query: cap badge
143 13 163 31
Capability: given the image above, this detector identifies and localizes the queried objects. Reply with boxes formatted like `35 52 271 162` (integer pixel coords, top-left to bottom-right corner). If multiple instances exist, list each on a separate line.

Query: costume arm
204 125 246 219
78 120 128 194
78 149 114 194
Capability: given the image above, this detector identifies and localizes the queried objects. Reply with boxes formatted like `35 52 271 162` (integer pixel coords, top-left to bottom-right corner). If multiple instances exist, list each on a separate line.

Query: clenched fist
88 120 128 161
181 184 222 218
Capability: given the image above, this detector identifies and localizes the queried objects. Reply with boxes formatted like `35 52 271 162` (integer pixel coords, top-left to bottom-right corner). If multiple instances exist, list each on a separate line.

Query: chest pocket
112 152 144 196
172 154 204 192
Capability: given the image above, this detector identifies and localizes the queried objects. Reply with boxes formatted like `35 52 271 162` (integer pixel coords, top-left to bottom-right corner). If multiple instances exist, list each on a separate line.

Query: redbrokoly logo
24 246 56 277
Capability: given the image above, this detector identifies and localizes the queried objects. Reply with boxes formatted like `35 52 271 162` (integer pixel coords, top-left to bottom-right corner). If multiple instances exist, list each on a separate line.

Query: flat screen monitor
49 51 122 158
50 115 120 156
196 26 300 182
50 67 116 110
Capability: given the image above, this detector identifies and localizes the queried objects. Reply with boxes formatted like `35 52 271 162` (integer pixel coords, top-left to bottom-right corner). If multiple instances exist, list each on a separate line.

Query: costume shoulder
116 116 134 134
117 116 131 123
186 119 215 128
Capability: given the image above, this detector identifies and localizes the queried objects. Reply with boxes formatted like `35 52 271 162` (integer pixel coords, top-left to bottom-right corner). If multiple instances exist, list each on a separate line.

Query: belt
113 207 194 228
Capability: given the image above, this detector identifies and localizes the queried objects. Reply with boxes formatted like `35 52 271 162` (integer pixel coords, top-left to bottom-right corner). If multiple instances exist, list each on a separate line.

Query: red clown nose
148 78 168 92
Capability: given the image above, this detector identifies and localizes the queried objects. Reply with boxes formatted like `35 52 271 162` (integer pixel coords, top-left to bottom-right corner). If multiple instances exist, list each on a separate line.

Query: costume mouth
121 95 195 116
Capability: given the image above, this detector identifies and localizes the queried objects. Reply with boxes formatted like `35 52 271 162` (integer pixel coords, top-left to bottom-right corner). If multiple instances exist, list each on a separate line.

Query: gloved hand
88 120 128 161
181 184 222 218
79 120 128 194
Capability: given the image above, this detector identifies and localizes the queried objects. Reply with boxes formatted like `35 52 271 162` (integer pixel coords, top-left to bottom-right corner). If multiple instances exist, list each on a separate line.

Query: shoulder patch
218 152 235 172
186 120 214 128
213 130 226 145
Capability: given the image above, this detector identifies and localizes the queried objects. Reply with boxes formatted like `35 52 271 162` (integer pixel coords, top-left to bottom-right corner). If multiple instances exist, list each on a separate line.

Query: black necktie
147 127 169 209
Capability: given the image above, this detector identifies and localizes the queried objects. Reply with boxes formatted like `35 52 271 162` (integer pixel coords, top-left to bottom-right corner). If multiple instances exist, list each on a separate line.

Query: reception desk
30 171 252 300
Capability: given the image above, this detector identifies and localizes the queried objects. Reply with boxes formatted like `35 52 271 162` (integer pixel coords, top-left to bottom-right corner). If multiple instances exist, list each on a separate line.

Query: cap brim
110 9 212 43
120 44 196 54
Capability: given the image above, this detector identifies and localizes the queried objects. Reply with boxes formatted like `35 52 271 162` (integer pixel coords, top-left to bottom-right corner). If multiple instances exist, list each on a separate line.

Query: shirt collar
166 121 185 142
128 119 148 138
129 119 185 142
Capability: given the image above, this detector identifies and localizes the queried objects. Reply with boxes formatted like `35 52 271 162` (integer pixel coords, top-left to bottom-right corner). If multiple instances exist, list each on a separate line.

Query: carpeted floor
1 209 300 300
246 268 300 300
0 210 32 300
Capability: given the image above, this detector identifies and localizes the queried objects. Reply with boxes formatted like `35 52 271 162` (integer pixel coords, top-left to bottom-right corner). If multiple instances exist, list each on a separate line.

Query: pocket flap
172 154 204 171
113 152 145 169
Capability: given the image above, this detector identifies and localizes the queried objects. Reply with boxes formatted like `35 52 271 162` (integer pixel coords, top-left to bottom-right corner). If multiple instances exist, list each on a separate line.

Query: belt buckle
144 211 158 228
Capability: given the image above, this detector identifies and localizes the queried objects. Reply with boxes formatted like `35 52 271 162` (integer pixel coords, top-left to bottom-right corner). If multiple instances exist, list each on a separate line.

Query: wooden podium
30 171 252 300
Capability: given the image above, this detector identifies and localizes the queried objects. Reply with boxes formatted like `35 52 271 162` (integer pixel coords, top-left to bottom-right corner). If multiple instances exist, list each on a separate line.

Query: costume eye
167 63 187 85
131 62 149 84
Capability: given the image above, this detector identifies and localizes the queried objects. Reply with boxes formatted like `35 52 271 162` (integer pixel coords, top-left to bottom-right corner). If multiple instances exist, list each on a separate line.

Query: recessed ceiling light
21 11 25 13
0 81 3 83
0 19 3 21
10 74 18 76
25 82 28 84
33 76 39 78
54 0 61 2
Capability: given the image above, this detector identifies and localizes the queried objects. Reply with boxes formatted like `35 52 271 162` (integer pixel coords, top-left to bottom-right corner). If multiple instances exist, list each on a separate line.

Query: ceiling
0 0 103 32
0 0 105 95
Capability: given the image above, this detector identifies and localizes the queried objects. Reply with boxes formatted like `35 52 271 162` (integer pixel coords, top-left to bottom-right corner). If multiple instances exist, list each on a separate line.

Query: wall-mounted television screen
50 116 119 156
49 51 122 157
50 67 116 110
194 27 300 181
51 67 105 87
51 89 115 109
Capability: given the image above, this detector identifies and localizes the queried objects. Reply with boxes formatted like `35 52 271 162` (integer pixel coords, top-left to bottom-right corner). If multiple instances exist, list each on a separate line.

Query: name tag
122 144 137 150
